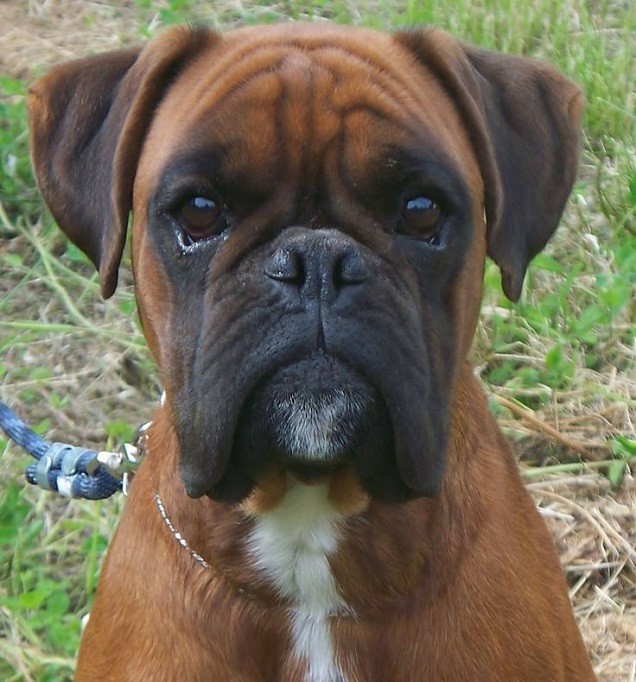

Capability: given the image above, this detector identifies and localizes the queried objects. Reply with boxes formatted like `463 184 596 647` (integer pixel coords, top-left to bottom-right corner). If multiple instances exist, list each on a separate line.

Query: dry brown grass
0 0 140 80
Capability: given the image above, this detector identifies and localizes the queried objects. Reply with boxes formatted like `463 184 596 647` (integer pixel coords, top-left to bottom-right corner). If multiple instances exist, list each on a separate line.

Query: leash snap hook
95 442 143 481
94 421 150 492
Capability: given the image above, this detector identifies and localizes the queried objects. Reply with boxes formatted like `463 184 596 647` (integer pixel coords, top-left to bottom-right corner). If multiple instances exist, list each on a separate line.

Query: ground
0 1 634 680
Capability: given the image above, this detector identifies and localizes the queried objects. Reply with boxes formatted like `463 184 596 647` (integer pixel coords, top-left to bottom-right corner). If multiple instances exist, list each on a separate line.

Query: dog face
28 24 582 504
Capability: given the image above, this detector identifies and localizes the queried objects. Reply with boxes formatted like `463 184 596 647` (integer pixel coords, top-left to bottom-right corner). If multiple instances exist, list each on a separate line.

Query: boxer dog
28 22 595 681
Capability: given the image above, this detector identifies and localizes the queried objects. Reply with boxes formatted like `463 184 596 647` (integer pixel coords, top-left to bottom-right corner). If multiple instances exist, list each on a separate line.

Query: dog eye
400 196 444 244
176 196 223 243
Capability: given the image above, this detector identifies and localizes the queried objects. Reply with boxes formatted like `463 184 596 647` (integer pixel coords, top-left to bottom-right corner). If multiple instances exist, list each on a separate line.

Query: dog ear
28 26 217 298
394 29 583 301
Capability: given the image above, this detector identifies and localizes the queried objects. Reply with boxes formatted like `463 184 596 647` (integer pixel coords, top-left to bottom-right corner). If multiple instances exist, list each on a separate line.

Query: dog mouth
176 291 447 503
233 352 377 479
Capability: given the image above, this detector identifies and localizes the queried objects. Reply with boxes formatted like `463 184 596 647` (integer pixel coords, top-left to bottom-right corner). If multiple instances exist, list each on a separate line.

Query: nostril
337 250 370 285
264 247 303 284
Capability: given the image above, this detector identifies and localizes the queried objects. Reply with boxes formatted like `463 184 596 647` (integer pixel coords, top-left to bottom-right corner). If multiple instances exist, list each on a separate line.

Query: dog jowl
28 23 595 682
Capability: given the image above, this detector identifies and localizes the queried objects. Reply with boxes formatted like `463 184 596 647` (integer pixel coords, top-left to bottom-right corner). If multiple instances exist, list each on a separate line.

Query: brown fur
27 22 594 681
75 366 593 680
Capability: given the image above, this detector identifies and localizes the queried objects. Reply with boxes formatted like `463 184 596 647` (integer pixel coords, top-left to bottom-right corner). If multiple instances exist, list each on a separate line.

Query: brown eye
401 196 444 242
177 196 222 243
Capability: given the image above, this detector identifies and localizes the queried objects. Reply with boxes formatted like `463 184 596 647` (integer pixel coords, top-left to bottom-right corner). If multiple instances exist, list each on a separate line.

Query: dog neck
134 363 498 616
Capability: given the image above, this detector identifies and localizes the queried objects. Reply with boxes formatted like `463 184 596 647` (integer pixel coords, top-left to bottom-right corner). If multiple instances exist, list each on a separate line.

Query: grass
0 1 634 680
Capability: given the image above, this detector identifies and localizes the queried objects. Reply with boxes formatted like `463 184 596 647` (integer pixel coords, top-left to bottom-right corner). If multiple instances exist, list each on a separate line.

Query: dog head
28 24 582 503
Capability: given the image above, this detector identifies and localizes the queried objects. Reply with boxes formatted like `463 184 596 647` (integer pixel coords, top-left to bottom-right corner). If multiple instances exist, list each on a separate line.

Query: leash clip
1 399 155 500
95 444 142 480
94 421 151 493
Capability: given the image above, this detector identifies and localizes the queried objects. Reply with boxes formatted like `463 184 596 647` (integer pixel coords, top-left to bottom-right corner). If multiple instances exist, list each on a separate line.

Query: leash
0 400 148 499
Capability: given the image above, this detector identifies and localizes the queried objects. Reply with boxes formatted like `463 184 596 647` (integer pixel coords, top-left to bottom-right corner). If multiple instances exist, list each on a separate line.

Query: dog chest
248 481 349 682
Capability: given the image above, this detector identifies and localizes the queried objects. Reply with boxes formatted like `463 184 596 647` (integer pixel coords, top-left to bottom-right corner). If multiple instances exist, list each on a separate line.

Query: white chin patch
273 390 366 462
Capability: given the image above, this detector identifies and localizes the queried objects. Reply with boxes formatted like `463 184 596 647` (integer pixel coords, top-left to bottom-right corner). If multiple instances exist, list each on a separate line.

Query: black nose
264 231 370 302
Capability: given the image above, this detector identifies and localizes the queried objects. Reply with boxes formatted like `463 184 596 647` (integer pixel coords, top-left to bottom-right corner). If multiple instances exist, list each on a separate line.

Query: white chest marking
248 481 349 682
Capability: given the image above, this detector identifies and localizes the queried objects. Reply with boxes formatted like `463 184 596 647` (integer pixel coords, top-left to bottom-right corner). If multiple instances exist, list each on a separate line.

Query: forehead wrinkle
169 33 458 169
177 47 321 192
179 37 382 122
184 46 287 124
216 28 444 132
276 50 314 181
222 22 419 98
315 46 462 150
178 30 449 136
315 47 423 125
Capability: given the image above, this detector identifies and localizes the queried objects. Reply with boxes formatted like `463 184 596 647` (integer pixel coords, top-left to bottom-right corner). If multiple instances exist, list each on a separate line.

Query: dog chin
274 386 373 459
236 352 377 470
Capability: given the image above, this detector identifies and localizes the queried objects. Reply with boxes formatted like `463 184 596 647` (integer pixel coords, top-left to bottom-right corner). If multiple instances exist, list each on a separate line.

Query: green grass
0 1 634 679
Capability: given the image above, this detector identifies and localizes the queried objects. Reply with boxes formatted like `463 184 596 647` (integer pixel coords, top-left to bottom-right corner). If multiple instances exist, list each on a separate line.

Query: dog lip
179 460 211 499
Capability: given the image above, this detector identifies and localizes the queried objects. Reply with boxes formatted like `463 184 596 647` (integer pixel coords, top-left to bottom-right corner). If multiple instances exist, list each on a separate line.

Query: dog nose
264 232 370 301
